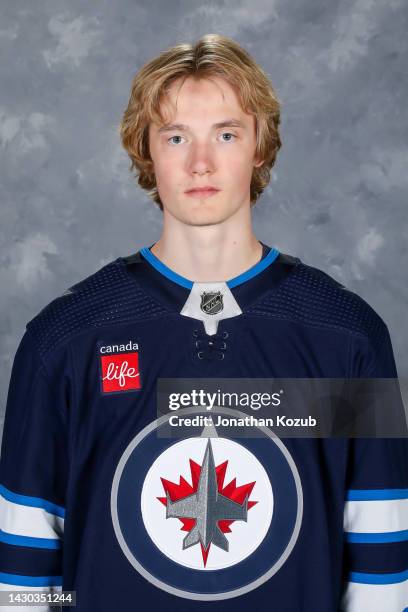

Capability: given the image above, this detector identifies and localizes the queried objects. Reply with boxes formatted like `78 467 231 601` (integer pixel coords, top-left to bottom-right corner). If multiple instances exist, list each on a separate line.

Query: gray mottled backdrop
1 1 407 437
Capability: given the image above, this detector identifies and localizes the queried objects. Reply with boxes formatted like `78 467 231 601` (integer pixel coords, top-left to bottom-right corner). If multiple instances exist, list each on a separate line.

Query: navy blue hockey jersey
1 243 407 611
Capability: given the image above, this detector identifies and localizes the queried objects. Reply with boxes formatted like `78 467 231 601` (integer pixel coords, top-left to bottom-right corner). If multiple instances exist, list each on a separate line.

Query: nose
187 142 215 175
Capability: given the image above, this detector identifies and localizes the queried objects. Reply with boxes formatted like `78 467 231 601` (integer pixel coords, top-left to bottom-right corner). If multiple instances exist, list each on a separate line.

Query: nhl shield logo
200 291 224 315
111 408 303 600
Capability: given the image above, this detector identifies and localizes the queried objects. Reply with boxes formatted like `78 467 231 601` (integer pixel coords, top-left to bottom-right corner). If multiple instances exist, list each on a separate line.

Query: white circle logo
141 437 273 570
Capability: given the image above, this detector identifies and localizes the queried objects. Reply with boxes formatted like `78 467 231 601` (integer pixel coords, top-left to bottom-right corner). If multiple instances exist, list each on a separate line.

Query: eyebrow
157 118 246 133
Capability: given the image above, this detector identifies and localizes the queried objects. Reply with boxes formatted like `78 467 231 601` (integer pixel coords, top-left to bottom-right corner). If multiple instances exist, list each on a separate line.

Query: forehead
157 75 250 124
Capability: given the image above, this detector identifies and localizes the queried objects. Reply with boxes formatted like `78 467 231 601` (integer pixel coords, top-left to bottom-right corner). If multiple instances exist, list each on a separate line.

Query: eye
220 132 237 142
168 135 185 145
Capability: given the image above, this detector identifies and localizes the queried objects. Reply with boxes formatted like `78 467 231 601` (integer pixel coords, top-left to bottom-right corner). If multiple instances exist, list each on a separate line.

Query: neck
150 209 263 283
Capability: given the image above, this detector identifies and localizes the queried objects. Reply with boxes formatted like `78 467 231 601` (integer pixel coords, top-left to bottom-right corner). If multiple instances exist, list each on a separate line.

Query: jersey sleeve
340 323 408 611
0 328 69 611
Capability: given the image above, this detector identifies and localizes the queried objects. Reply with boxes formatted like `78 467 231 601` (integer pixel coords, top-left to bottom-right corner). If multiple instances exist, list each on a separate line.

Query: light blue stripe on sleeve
345 529 408 543
0 484 65 518
0 529 61 549
349 568 408 585
346 489 408 501
0 572 63 587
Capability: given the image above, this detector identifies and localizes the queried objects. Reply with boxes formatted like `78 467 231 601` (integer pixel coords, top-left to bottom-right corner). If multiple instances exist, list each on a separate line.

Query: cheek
153 154 177 181
154 161 184 197
222 152 255 181
154 148 185 175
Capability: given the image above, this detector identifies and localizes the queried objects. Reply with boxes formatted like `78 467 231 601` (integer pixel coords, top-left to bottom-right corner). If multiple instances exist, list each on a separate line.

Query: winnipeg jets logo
111 409 303 600
200 291 223 315
140 436 273 572
159 438 256 566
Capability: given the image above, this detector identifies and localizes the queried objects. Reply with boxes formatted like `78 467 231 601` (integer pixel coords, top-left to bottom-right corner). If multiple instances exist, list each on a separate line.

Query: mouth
185 188 220 198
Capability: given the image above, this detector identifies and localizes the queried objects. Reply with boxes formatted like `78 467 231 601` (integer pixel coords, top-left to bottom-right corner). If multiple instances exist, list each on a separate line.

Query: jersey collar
120 243 299 314
139 244 280 290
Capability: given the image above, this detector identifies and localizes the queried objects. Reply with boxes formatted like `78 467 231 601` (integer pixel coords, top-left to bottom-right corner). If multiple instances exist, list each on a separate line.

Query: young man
1 34 407 611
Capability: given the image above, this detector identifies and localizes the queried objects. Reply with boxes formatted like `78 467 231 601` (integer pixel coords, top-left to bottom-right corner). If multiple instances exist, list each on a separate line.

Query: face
148 75 263 227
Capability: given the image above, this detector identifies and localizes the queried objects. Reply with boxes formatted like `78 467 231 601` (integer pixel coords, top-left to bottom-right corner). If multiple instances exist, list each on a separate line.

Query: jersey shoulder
249 254 389 346
26 256 169 361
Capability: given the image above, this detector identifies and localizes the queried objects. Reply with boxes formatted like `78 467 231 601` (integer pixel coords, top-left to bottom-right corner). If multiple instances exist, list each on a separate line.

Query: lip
185 187 220 198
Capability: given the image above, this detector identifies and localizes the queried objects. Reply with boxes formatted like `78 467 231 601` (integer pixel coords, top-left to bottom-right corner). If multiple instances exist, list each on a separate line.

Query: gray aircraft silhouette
165 438 249 552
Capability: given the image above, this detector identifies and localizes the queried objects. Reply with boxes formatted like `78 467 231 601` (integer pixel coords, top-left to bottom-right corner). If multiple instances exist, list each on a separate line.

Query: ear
253 155 264 168
253 147 264 167
146 158 155 173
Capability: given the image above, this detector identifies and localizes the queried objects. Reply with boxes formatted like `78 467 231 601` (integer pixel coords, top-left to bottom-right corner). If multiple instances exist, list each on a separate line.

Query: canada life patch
111 410 303 600
98 340 141 393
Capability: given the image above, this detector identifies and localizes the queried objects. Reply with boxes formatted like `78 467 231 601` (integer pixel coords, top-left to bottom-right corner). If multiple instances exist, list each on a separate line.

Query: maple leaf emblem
157 439 257 566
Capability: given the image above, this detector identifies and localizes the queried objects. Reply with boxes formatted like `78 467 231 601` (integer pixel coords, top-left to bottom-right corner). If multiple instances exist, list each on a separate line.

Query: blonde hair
119 34 282 209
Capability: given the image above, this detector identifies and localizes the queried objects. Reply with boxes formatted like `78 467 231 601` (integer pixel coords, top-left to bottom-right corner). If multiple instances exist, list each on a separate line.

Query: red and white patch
100 352 141 393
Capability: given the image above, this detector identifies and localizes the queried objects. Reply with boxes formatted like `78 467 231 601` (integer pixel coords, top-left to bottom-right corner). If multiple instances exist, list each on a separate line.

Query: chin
182 211 231 227
176 202 236 226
